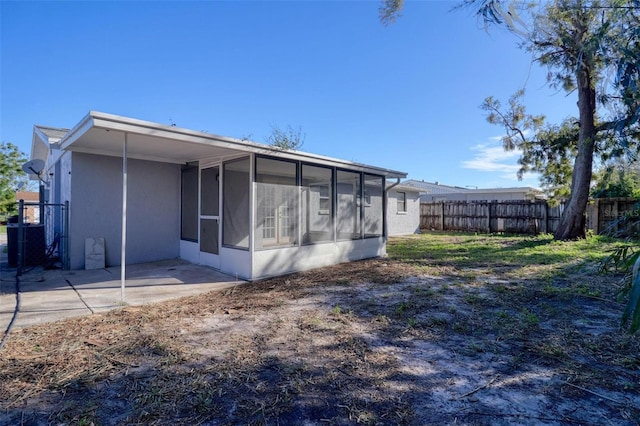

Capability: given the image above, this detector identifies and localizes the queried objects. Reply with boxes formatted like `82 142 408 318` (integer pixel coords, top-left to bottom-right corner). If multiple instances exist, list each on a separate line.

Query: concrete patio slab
0 257 245 330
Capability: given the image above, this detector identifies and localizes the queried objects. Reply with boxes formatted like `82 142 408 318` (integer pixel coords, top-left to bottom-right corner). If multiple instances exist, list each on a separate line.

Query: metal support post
121 133 128 302
64 201 70 270
17 199 24 276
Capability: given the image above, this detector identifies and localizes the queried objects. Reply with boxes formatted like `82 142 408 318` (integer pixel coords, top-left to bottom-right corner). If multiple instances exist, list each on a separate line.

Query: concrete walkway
0 252 245 330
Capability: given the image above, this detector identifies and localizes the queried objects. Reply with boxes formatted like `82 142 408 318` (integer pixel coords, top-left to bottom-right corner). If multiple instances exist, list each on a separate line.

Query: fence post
487 202 492 233
64 200 70 270
591 199 599 234
440 202 445 231
39 183 45 224
17 199 24 276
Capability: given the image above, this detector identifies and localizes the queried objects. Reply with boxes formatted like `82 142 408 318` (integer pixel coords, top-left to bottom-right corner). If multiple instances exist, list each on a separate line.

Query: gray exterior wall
60 152 72 206
69 152 180 269
387 189 420 236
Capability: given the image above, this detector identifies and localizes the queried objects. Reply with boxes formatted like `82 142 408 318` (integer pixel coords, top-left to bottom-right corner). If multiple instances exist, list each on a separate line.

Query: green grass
387 231 627 272
0 225 6 234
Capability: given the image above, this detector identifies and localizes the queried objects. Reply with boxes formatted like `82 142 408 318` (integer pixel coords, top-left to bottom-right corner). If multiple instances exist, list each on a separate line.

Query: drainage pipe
384 178 402 238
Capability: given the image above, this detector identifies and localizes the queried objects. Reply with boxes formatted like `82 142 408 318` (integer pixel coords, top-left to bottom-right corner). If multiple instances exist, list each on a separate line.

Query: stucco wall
69 152 180 269
252 237 386 280
387 189 420 236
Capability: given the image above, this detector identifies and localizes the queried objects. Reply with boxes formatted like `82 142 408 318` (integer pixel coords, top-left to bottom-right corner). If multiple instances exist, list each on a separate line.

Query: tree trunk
554 47 597 240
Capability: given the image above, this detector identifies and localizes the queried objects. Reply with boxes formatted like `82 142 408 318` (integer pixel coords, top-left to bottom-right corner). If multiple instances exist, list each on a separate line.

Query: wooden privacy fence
421 198 640 235
420 200 563 234
588 198 640 237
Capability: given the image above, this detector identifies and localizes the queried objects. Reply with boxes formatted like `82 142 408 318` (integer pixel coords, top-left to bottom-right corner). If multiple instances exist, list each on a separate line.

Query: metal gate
7 200 69 275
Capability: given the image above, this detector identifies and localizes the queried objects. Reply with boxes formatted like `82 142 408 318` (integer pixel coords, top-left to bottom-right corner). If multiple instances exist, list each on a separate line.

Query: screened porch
179 153 391 279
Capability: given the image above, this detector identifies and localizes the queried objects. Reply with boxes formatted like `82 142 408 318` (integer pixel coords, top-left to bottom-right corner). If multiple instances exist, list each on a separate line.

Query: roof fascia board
31 127 50 162
87 111 406 178
59 112 95 151
466 188 540 194
389 185 424 193
262 150 407 178
34 128 64 144
33 126 51 145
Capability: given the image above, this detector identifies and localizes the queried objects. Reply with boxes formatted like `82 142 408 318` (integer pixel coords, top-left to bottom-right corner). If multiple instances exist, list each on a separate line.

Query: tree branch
494 114 528 146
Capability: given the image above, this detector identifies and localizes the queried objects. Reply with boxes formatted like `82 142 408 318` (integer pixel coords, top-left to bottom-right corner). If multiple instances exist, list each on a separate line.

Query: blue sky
1 0 578 189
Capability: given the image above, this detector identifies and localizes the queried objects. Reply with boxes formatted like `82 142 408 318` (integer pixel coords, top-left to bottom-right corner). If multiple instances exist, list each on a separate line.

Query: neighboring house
386 184 423 236
402 179 469 198
14 191 40 223
30 111 406 280
403 179 544 202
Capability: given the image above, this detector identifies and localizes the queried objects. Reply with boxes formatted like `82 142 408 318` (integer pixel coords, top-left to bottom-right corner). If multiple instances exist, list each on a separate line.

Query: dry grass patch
1 234 639 425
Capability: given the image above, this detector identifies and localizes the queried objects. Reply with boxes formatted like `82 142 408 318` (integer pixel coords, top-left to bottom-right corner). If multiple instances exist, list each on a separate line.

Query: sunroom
34 111 406 280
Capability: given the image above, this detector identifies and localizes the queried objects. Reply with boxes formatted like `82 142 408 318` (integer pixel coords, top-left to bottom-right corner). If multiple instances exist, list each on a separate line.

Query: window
181 163 198 241
255 157 298 250
397 191 407 213
223 157 250 249
302 164 333 244
364 174 384 237
336 170 361 240
316 185 330 214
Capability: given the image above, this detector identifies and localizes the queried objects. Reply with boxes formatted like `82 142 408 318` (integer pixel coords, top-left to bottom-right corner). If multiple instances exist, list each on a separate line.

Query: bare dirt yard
1 233 639 425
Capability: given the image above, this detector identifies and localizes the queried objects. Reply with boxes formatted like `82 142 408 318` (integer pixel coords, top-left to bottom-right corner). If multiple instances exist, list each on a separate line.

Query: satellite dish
22 159 45 176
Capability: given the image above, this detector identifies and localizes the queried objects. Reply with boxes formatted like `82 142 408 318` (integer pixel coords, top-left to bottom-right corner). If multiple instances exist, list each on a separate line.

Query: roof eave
60 111 407 179
31 126 50 163
58 111 95 151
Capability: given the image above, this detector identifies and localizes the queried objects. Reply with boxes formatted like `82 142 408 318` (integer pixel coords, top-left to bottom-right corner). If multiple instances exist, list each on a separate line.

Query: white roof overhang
389 184 425 194
31 127 50 163
464 187 543 195
58 111 407 179
29 127 55 181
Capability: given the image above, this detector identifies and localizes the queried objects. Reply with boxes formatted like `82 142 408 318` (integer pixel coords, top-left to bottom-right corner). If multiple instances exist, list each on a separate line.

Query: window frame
254 155 300 251
335 168 363 241
301 163 334 245
222 156 251 250
397 191 407 213
180 162 199 242
363 173 384 238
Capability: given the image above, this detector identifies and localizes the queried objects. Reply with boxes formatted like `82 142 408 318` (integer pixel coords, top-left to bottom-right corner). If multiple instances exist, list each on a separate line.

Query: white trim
30 127 51 174
249 154 255 253
57 111 406 179
120 133 128 301
58 113 95 151
198 163 221 268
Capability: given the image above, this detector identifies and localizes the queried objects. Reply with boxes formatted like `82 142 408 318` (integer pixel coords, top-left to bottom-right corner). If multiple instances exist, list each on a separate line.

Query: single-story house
402 179 545 202
30 111 407 280
386 184 423 236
